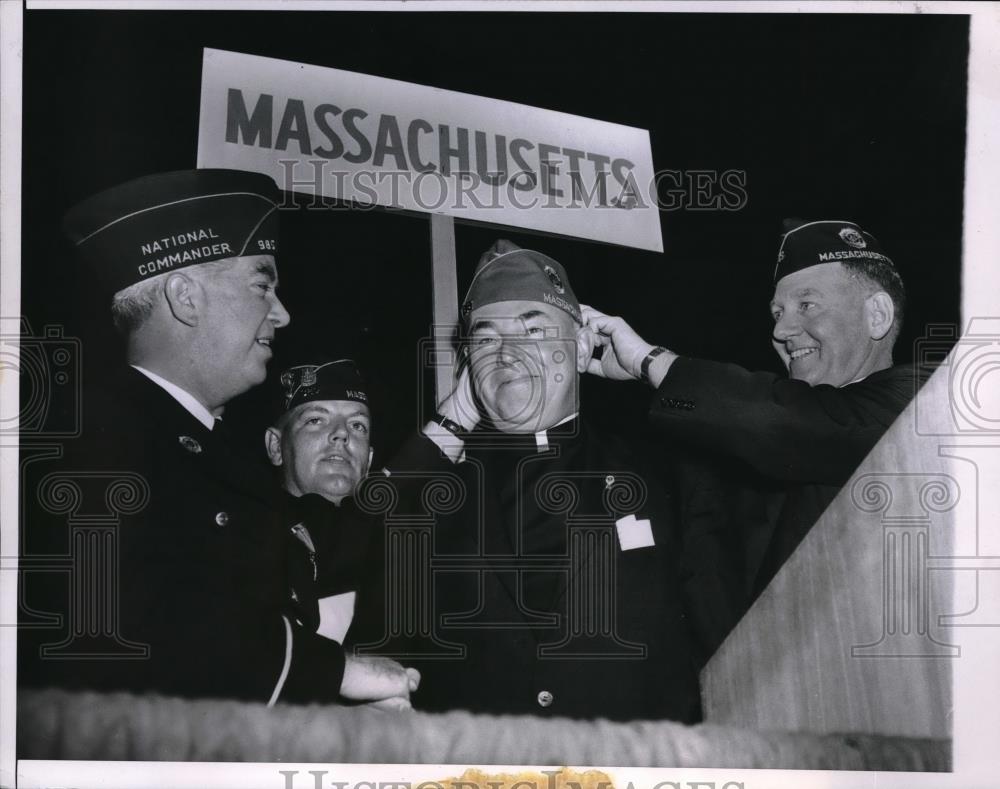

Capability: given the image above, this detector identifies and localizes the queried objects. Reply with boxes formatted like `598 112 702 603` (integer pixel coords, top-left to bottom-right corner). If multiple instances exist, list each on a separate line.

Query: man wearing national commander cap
376 238 701 722
63 168 281 297
583 218 931 603
20 169 414 710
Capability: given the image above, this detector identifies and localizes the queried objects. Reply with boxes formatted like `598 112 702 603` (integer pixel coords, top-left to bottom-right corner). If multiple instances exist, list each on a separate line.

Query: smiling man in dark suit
584 220 930 597
381 239 701 722
19 169 414 708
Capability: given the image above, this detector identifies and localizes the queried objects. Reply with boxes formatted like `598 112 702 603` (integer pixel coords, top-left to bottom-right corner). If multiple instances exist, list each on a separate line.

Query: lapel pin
178 435 202 454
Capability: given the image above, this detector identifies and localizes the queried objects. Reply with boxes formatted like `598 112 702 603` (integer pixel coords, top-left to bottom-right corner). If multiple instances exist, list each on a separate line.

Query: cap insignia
543 265 566 294
839 226 867 249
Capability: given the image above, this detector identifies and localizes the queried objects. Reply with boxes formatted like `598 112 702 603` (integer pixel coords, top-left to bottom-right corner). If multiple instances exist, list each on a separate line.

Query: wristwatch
431 412 465 436
640 346 668 383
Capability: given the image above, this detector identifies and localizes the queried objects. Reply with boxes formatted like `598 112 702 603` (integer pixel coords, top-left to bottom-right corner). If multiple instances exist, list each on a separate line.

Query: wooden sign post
429 214 458 405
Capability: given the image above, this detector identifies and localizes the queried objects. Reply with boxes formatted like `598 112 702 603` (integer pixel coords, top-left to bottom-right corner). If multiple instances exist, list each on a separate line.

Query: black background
21 10 968 460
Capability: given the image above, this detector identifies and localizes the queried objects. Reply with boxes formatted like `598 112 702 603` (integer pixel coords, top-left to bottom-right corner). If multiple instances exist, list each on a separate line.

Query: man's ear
575 325 594 374
366 446 375 475
264 426 283 467
164 271 200 327
866 291 895 341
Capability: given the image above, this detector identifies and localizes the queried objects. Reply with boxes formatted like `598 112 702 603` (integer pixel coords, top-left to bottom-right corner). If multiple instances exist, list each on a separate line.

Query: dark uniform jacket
283 491 385 651
372 418 702 723
666 450 747 664
18 367 344 703
649 358 932 594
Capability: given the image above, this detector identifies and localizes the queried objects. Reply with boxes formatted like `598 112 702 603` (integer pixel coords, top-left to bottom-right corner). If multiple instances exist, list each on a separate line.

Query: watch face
436 414 461 434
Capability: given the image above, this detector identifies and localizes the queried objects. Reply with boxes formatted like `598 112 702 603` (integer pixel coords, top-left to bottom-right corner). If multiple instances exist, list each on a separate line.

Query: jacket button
214 511 229 527
659 397 667 406
537 690 554 708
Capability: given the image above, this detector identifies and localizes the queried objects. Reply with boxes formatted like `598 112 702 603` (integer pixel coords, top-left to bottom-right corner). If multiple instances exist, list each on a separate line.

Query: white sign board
197 48 663 252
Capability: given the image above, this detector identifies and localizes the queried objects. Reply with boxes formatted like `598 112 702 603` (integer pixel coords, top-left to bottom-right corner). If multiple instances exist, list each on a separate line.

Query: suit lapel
121 368 274 506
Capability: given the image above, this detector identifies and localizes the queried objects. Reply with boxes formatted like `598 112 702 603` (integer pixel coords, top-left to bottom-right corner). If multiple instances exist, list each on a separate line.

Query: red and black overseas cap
62 168 281 295
277 359 368 416
774 219 895 284
461 239 582 325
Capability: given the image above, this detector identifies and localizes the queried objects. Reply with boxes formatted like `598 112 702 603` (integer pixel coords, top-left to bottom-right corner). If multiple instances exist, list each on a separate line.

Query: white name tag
316 591 357 644
615 514 655 551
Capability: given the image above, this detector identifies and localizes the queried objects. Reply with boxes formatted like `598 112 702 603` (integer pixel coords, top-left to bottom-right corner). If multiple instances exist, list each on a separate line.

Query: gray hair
841 259 906 344
110 259 232 334
111 274 167 334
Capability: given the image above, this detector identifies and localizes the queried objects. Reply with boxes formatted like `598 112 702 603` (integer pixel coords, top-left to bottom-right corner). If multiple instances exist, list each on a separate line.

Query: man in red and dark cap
584 220 930 596
379 239 702 723
19 170 414 708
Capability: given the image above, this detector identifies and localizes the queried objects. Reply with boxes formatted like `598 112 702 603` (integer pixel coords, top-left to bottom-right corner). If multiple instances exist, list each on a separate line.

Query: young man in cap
264 358 418 707
19 169 413 707
583 220 930 596
381 239 701 722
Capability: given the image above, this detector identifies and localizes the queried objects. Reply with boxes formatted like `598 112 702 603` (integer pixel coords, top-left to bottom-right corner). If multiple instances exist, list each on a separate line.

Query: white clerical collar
535 412 578 452
131 365 216 430
843 370 877 387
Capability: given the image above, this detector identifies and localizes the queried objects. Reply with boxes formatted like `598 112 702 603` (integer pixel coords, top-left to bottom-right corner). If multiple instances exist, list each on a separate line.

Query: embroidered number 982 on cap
62 168 281 296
